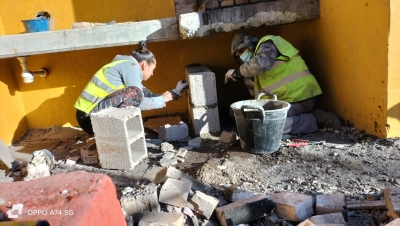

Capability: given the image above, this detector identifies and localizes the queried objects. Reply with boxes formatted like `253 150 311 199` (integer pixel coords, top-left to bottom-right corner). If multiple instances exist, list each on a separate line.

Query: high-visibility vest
253 35 322 103
74 60 133 113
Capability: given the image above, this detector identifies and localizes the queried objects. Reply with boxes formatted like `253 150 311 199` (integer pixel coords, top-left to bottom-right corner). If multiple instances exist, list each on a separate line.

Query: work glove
171 80 189 100
224 69 237 84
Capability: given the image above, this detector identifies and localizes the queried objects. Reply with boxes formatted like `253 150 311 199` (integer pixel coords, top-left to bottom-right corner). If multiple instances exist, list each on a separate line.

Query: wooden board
143 116 182 132
346 200 387 210
9 141 61 154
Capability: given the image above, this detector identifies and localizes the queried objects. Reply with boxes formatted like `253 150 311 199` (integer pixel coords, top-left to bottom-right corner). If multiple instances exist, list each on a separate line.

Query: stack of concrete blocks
91 107 147 170
185 65 220 136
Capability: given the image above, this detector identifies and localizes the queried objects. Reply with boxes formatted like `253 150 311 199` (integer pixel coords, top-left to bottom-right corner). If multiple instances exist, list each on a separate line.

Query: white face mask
240 49 254 63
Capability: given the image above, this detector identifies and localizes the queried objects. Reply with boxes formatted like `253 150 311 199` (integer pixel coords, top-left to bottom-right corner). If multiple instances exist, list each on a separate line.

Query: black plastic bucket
231 93 290 154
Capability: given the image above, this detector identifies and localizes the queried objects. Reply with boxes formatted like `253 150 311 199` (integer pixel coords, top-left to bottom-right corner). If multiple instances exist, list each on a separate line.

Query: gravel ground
2 125 400 225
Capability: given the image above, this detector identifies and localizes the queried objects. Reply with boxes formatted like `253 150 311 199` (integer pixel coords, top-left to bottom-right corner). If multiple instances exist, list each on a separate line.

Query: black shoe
311 109 342 130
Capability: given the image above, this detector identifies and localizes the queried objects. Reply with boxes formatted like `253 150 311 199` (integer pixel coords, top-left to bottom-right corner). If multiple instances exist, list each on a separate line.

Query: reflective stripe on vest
253 36 322 103
74 60 133 113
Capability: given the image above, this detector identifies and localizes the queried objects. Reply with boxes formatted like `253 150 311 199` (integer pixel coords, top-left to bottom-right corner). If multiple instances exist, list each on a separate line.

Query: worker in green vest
74 41 188 135
225 33 341 134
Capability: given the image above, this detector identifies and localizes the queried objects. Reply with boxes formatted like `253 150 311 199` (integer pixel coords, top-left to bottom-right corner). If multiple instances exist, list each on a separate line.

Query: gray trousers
283 97 318 134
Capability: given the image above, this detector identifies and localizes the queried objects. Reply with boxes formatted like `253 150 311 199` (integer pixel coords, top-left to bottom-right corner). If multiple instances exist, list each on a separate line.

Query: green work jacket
253 35 322 103
74 60 131 113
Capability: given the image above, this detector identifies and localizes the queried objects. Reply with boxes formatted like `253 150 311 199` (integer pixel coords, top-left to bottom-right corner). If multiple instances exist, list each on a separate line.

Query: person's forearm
138 96 165 110
239 41 278 77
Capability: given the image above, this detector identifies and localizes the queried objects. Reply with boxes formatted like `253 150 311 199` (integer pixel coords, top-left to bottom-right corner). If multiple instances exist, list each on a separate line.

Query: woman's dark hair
131 41 156 65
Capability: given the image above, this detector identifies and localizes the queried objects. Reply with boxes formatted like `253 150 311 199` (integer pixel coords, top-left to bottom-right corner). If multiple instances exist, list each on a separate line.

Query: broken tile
269 191 314 221
159 178 192 207
187 190 220 219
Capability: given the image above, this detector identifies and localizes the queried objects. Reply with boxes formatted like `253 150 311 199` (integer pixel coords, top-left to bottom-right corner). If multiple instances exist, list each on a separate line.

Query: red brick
0 170 125 226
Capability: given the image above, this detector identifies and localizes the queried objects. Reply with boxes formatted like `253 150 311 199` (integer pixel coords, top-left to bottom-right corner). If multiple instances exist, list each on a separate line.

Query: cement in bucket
231 93 290 154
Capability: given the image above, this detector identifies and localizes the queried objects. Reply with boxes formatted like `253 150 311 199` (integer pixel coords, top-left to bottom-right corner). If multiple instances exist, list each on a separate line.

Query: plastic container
21 18 50 33
231 93 290 154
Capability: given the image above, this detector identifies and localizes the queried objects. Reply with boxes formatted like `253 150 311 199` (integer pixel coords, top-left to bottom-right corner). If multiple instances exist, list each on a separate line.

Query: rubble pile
115 166 400 225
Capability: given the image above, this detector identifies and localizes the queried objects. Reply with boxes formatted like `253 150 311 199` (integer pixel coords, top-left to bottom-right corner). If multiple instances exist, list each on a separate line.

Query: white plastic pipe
17 56 48 83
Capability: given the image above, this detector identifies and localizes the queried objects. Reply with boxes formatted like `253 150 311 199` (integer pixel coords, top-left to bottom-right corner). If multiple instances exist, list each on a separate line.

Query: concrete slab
179 0 320 39
0 18 179 59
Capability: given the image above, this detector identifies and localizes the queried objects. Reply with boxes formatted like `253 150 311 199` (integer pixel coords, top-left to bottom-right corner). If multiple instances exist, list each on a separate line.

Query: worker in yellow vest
74 41 188 134
225 33 341 135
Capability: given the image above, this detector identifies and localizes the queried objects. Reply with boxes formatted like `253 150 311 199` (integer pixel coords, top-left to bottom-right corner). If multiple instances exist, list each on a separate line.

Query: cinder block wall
0 0 399 145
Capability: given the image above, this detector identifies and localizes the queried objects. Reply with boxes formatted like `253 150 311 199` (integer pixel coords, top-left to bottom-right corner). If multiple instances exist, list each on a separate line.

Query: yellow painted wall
0 59 27 145
0 0 175 35
0 0 398 142
387 0 400 137
277 0 390 137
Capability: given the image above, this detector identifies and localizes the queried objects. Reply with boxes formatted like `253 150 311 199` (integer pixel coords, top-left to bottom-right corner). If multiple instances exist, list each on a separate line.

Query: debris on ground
1 125 400 225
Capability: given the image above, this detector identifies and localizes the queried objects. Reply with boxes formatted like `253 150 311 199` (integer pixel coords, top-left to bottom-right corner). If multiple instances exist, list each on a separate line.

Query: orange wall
387 0 400 137
0 0 398 143
0 0 175 35
281 0 390 137
0 59 27 145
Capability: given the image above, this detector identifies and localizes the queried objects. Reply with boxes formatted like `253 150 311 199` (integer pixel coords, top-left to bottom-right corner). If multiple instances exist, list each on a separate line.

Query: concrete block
224 185 254 202
158 122 189 141
189 106 220 135
121 184 160 215
386 219 400 226
215 194 274 226
91 107 144 143
154 166 210 193
316 194 345 214
219 131 237 143
91 107 147 170
310 213 346 224
384 187 400 218
139 212 185 226
96 137 147 170
185 66 217 106
159 178 192 207
220 0 234 7
0 171 125 225
269 191 314 221
187 190 220 219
